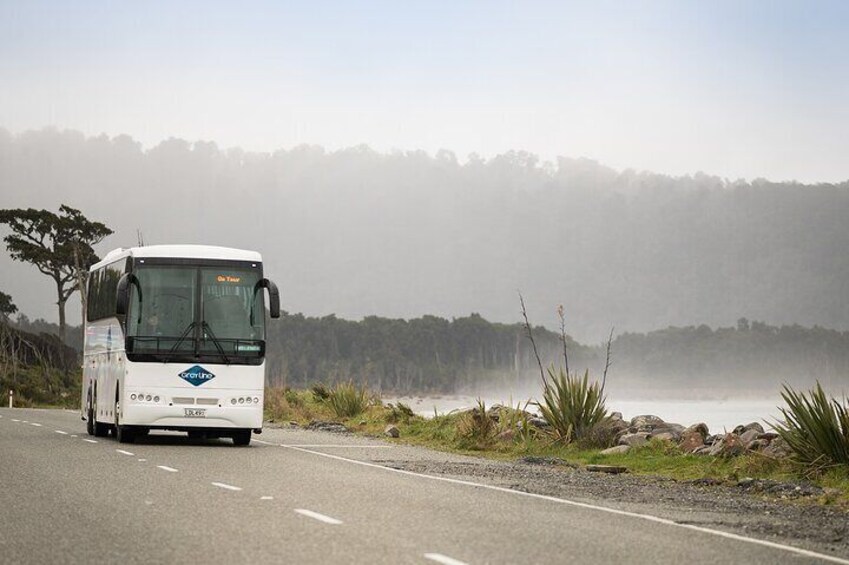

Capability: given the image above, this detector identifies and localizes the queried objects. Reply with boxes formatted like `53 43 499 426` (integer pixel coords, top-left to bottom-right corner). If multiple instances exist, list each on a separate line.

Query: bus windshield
125 263 265 364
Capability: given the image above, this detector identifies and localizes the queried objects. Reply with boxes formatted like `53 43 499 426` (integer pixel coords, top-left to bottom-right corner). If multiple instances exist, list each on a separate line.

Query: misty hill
1 128 848 342
266 313 848 398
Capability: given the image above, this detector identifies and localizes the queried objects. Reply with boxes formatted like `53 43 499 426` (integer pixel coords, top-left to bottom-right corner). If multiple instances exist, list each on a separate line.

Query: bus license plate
184 408 206 418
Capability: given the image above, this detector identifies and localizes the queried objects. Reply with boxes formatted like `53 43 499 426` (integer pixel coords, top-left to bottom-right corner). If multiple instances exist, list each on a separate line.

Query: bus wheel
92 390 110 437
232 430 251 446
114 400 136 444
86 393 95 436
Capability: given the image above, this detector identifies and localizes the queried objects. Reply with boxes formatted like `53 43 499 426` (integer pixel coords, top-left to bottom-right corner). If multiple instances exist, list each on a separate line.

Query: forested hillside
2 129 848 342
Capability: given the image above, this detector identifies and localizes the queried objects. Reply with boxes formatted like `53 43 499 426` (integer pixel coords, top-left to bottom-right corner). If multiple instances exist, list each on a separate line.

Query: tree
0 290 17 321
0 205 113 342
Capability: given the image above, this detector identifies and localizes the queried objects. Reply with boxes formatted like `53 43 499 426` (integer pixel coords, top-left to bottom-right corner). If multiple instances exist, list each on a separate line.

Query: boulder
528 417 551 429
683 423 709 440
763 436 792 458
630 415 665 429
601 445 631 455
693 445 713 455
757 432 778 441
383 425 400 438
733 422 765 435
746 438 769 451
650 425 684 441
653 432 678 442
739 428 761 445
618 432 651 448
679 430 705 452
708 433 745 457
610 411 624 421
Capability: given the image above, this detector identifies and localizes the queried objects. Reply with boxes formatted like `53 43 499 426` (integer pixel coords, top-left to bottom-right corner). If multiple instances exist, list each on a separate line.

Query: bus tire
232 430 251 446
86 392 95 436
114 399 136 444
92 389 110 437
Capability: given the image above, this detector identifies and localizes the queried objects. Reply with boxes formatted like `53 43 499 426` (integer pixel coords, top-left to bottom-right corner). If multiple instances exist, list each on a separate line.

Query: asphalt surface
1 407 846 565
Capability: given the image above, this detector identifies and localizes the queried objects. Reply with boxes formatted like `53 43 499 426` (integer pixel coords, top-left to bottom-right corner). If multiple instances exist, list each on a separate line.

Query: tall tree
0 205 113 342
0 290 17 322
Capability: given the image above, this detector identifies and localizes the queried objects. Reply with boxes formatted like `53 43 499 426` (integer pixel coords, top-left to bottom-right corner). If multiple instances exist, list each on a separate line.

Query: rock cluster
605 414 791 458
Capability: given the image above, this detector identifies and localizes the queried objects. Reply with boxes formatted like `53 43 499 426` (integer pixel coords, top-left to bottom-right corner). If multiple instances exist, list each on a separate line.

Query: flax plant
774 382 849 469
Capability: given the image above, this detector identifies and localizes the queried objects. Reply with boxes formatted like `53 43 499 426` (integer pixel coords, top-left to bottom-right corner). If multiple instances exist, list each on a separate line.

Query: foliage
385 401 415 424
536 367 609 446
774 382 849 470
0 291 17 320
328 380 369 418
0 205 112 341
456 399 498 449
310 383 330 402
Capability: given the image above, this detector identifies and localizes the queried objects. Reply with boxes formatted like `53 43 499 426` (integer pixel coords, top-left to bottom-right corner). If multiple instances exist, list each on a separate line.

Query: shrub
311 383 330 402
456 399 498 449
536 367 608 446
328 380 368 418
774 382 849 470
386 401 416 424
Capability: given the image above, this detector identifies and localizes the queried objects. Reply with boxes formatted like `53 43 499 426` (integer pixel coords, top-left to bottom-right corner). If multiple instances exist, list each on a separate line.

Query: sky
1 0 848 182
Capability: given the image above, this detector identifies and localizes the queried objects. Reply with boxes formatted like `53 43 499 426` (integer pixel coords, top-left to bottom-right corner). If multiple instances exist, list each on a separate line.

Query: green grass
262 387 849 507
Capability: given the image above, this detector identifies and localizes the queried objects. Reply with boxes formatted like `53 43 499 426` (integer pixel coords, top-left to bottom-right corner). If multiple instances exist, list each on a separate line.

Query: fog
2 128 848 346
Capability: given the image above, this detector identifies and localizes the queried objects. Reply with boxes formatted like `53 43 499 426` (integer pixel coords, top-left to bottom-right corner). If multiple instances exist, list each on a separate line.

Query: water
390 395 783 435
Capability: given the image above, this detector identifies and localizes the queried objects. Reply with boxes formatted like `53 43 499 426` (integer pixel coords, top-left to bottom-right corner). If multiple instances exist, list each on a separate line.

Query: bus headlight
238 397 245 404
146 395 152 401
153 396 160 403
231 398 237 405
130 394 137 400
253 397 259 404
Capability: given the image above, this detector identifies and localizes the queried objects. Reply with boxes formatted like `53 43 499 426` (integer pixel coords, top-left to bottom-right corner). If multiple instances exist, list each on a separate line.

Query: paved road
0 407 846 565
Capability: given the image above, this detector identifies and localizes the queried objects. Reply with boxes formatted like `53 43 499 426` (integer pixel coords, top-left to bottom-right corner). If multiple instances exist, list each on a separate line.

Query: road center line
294 509 343 525
211 482 242 491
260 496 274 500
250 438 273 445
138 458 147 462
82 439 98 444
11 419 20 422
30 422 42 427
55 430 68 435
281 445 849 565
157 465 178 473
424 553 469 565
116 449 135 456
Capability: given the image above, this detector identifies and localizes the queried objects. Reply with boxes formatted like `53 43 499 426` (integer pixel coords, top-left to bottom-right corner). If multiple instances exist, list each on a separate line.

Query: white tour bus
81 245 280 446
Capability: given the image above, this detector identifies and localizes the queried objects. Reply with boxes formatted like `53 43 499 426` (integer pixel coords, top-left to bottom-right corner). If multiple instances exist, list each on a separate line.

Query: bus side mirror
253 278 281 321
116 273 142 322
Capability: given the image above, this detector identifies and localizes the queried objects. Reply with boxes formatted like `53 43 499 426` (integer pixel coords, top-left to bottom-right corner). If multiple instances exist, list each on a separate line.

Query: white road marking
116 449 135 456
11 419 20 422
82 439 98 444
282 445 849 565
211 482 242 491
294 509 342 525
30 422 42 427
55 430 68 435
70 434 78 437
157 465 178 473
424 554 468 565
280 444 394 448
138 458 147 462
260 496 274 500
21 420 28 423
250 438 273 445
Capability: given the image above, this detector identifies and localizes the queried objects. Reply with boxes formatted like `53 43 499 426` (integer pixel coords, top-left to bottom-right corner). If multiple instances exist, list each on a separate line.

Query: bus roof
94 245 262 270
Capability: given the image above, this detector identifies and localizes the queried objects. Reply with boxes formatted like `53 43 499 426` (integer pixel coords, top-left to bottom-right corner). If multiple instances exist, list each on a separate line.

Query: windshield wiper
201 321 231 365
166 321 197 361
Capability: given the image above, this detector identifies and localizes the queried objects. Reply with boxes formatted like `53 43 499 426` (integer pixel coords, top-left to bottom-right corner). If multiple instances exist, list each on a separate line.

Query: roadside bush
536 367 608 446
385 401 415 424
328 380 368 418
774 382 849 470
311 383 330 402
264 388 293 422
456 399 498 449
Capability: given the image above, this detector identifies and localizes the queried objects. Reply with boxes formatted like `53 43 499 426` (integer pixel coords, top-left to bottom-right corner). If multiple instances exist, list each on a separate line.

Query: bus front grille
172 397 195 405
196 398 218 405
